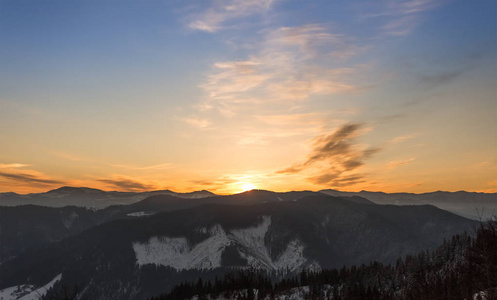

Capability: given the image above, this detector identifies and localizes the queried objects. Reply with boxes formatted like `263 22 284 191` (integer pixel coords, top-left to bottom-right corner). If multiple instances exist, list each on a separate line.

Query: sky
0 0 496 194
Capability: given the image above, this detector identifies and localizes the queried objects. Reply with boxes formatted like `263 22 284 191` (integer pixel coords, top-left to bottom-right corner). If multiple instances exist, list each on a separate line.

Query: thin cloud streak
381 15 420 36
190 176 240 193
308 173 367 187
188 0 276 33
419 69 466 89
97 175 159 192
182 116 213 129
394 0 442 15
0 163 31 168
190 178 237 187
256 113 322 125
0 171 65 185
362 0 445 36
386 158 416 169
387 133 419 144
108 163 175 171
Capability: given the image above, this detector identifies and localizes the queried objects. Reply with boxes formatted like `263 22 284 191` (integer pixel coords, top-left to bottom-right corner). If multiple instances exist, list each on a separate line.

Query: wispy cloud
0 170 65 186
97 175 159 192
182 116 213 129
387 133 419 144
235 127 316 146
381 15 420 36
419 69 466 89
198 24 360 117
309 173 366 187
386 158 415 169
188 0 276 33
363 0 445 36
255 110 356 128
53 151 91 162
0 163 64 186
190 177 237 187
392 0 441 15
229 109 359 146
108 163 174 171
264 24 358 60
471 161 497 171
192 1 444 122
190 176 242 193
303 123 378 168
277 165 303 174
278 123 380 186
0 163 31 168
487 179 497 186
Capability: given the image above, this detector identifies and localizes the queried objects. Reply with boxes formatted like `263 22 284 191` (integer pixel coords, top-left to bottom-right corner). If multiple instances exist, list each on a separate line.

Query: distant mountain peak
0 192 19 196
46 186 104 194
190 189 216 195
238 189 275 195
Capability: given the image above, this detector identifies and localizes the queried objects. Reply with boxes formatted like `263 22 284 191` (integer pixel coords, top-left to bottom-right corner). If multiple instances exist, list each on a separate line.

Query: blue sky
0 0 496 194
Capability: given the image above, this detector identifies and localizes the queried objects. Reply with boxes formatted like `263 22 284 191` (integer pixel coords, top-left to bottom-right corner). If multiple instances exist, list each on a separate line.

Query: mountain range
0 186 215 208
0 190 480 300
2 186 495 220
320 189 497 220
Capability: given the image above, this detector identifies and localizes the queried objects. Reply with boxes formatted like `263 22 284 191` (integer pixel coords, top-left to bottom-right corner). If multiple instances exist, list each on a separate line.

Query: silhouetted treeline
151 220 497 300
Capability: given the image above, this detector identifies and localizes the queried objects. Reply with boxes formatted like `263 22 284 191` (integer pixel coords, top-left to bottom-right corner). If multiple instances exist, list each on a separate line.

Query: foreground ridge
152 220 496 300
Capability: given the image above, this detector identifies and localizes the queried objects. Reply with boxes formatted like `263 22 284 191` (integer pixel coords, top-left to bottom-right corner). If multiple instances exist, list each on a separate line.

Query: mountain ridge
320 189 497 219
0 187 216 208
0 193 478 299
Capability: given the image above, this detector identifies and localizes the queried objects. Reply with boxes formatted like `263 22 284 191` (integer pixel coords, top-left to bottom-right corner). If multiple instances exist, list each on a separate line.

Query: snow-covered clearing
126 211 156 217
0 274 61 300
132 216 319 272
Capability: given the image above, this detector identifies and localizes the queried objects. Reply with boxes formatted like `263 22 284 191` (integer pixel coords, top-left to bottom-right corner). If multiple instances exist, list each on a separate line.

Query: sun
240 182 257 192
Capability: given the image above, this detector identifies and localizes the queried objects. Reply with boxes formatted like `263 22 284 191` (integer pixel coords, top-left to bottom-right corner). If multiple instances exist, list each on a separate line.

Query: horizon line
2 185 496 196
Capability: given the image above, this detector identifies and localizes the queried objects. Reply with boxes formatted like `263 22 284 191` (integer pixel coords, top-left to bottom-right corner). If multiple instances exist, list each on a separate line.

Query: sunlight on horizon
239 182 258 193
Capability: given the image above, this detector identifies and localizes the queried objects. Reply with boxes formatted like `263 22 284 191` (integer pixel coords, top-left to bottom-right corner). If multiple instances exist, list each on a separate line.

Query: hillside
0 193 477 300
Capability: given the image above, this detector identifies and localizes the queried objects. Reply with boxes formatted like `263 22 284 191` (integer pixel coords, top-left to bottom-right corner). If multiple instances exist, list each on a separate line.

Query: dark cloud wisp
0 171 65 185
278 123 380 186
97 177 156 192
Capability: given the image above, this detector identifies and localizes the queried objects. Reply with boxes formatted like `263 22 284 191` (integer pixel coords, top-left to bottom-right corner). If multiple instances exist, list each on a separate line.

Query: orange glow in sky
0 1 496 195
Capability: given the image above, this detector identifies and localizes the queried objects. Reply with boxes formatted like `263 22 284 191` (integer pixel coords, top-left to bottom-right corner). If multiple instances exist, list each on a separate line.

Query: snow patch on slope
126 211 156 217
0 273 61 300
231 216 273 269
133 225 230 270
62 212 79 228
274 239 308 272
132 216 318 272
